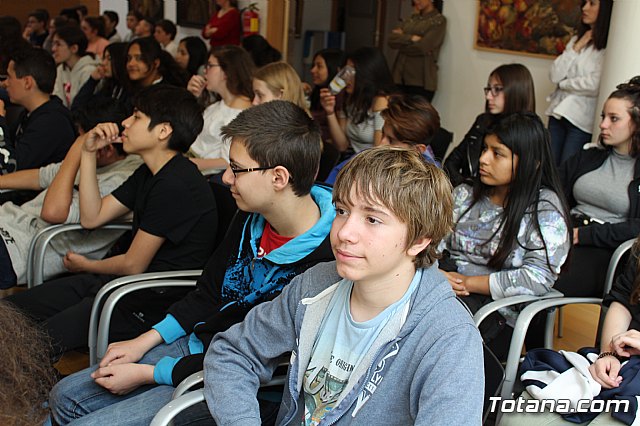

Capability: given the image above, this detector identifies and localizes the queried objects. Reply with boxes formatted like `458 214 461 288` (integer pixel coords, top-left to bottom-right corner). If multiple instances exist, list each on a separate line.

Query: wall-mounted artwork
129 0 164 22
177 0 216 28
475 0 583 58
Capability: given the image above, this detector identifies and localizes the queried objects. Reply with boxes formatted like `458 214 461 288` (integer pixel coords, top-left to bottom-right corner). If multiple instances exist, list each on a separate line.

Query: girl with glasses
444 63 535 187
186 45 254 177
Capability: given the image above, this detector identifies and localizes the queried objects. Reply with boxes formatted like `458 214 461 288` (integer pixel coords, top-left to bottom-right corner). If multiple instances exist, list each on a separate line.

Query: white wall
432 1 556 150
99 0 560 149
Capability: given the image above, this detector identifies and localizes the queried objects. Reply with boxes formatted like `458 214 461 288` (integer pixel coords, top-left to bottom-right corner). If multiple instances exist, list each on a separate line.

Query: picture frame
129 0 164 22
177 0 216 28
474 0 583 58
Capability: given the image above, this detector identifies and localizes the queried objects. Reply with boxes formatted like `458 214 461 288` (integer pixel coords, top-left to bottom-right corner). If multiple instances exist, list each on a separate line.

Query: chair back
430 127 453 163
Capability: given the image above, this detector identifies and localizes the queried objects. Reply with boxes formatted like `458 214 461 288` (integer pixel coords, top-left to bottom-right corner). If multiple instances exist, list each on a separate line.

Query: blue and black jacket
151 185 335 385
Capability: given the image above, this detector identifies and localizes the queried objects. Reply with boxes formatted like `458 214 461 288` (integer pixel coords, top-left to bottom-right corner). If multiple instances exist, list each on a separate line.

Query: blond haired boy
205 146 485 425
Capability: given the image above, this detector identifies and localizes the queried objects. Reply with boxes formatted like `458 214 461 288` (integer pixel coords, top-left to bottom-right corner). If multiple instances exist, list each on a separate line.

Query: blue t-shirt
302 270 422 425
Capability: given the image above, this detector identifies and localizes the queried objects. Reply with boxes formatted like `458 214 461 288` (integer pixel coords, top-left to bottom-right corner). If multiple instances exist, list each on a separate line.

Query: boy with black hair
103 10 121 42
125 10 143 42
24 9 50 47
49 100 336 425
0 47 75 174
206 147 485 425
0 98 141 289
134 17 155 39
154 19 178 56
8 85 217 357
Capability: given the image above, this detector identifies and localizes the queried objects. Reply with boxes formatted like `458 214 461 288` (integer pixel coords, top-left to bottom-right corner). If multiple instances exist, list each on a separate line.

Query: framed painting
177 0 216 28
475 0 583 58
129 0 164 22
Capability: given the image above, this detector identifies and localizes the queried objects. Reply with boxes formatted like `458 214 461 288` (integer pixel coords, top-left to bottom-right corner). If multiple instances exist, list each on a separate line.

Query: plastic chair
89 274 201 364
150 365 288 426
496 238 635 419
26 222 132 288
88 183 238 364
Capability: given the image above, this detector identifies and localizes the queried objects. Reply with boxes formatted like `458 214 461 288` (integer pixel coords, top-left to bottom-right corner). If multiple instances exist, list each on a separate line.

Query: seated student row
31 88 564 424
2 28 636 422
45 114 484 425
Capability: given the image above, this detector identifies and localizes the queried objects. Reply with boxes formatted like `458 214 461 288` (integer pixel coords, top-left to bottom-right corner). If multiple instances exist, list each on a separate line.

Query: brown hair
0 301 56 425
211 45 255 99
333 146 453 268
488 63 536 114
605 76 640 157
381 94 440 147
221 100 321 196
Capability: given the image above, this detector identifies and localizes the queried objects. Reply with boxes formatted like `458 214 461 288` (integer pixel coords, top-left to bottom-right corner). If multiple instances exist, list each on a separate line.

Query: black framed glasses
229 166 276 177
483 86 504 97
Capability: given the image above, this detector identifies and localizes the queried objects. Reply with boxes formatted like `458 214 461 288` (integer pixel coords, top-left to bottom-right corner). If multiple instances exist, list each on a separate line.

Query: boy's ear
70 44 79 55
23 75 36 91
152 58 160 70
406 236 432 257
271 165 291 191
156 122 174 142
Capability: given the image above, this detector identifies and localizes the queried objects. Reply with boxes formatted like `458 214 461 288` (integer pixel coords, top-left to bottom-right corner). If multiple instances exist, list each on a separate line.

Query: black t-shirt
0 97 75 174
112 154 218 272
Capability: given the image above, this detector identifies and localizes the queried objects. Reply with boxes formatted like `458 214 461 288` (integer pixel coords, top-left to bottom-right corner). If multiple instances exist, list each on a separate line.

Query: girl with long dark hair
174 36 208 77
441 112 572 359
444 63 536 187
320 47 396 154
71 42 131 113
308 49 345 141
125 36 189 92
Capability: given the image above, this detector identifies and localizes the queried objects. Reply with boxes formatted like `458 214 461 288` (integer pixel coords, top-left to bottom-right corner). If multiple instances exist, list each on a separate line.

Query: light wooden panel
0 1 100 26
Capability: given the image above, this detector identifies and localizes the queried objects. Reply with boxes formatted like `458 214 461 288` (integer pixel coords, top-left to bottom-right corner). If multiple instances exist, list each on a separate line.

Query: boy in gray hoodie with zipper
206 146 485 425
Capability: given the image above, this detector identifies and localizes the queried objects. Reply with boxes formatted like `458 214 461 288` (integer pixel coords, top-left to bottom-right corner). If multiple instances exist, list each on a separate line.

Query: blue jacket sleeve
204 272 302 425
152 314 187 344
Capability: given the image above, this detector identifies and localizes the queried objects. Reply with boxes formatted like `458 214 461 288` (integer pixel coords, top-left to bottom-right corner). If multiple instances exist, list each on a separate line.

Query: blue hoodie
152 184 335 385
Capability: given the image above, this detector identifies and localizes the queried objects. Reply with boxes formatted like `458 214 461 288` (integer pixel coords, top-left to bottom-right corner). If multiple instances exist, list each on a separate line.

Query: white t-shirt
189 100 244 175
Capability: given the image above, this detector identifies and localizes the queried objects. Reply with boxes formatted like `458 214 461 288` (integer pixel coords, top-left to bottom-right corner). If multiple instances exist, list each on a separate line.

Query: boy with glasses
206 146 485 425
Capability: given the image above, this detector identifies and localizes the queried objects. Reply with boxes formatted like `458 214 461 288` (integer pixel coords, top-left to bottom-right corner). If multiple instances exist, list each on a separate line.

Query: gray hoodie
205 261 485 425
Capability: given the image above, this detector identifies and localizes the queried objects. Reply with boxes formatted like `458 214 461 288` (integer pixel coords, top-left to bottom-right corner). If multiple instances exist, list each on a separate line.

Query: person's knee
49 378 75 423
49 369 95 423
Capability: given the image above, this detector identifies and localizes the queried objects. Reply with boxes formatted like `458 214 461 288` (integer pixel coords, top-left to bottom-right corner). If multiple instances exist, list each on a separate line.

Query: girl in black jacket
555 77 640 299
444 63 535 187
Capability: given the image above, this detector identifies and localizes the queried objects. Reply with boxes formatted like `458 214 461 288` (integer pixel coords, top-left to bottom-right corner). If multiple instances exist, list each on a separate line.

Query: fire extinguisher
242 3 260 37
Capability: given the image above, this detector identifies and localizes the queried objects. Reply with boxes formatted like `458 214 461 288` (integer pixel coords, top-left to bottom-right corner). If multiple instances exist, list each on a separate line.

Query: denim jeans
548 116 593 167
49 335 191 425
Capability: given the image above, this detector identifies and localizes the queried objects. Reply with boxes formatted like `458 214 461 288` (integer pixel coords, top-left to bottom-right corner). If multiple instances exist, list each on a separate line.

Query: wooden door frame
266 0 290 57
